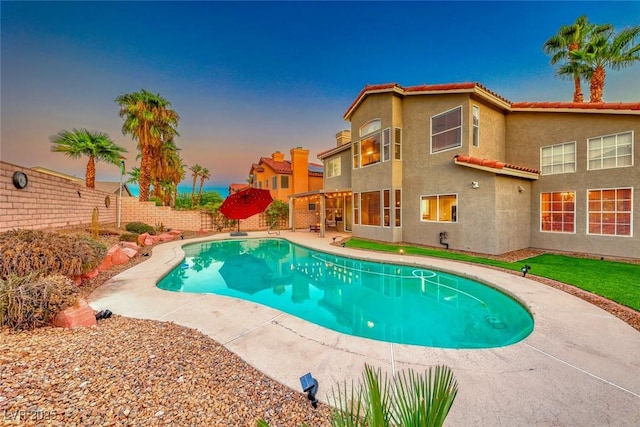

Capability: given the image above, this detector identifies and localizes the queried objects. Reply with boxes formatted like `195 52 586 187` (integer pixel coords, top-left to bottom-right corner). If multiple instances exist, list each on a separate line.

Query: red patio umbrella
219 187 273 235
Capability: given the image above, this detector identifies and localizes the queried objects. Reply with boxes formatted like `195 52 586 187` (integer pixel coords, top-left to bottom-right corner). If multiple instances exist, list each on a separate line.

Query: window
327 158 341 178
272 176 278 189
361 191 381 226
588 131 633 170
280 176 289 189
382 128 391 162
431 107 462 153
394 189 401 227
420 194 457 222
587 188 632 236
359 119 381 167
308 203 316 211
394 128 402 160
353 192 359 225
541 142 576 175
541 192 575 233
257 181 262 189
383 190 390 227
472 105 479 147
353 141 360 169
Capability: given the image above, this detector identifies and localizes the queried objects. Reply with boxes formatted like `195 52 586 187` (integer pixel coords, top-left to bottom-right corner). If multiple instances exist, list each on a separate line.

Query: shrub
0 272 81 330
0 229 107 279
125 221 155 235
119 233 139 242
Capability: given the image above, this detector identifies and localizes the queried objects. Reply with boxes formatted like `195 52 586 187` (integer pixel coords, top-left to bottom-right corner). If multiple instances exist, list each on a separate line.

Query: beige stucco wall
506 112 639 258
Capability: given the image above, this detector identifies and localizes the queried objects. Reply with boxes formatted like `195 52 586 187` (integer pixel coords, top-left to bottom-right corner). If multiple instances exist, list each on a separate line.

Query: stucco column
289 197 295 231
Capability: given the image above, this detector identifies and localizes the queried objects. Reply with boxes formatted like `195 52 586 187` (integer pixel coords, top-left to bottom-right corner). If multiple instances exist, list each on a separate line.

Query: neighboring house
303 82 639 259
31 166 132 196
248 148 323 204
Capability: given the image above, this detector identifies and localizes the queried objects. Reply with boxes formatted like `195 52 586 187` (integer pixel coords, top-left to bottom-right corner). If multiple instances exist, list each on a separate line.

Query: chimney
335 130 352 146
272 151 285 162
290 147 310 194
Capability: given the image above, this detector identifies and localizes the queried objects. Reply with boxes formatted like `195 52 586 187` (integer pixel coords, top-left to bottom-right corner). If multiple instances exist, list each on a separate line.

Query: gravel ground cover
2 226 638 426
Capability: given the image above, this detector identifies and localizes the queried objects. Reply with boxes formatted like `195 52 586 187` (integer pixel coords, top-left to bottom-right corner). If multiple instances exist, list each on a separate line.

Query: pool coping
88 230 640 426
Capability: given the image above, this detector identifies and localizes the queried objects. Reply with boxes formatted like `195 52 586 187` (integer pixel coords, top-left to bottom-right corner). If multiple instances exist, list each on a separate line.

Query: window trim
360 190 382 226
420 193 458 223
587 131 634 171
472 105 479 147
540 191 576 234
430 106 463 154
327 157 341 178
394 127 402 160
359 119 381 137
586 187 633 237
382 127 391 162
394 189 402 227
540 141 576 176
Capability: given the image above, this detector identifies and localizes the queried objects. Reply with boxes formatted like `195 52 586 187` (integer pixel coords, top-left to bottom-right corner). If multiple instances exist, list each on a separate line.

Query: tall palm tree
50 128 127 189
197 167 211 206
543 16 609 102
189 164 203 207
572 25 640 102
115 89 179 201
153 140 185 207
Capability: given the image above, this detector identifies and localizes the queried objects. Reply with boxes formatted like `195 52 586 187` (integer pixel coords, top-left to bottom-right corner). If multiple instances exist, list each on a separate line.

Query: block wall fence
0 161 318 233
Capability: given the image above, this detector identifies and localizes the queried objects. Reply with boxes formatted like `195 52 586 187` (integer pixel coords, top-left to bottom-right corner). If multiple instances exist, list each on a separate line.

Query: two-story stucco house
307 82 639 259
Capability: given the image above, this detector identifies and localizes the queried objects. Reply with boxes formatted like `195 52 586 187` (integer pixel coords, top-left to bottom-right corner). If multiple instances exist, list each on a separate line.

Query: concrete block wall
1 161 117 232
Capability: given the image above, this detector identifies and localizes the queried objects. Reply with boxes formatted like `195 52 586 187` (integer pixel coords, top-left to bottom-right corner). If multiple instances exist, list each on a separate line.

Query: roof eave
454 160 539 180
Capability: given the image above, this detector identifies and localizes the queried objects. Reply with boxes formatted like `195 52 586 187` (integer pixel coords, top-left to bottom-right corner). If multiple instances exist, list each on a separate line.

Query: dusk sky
2 1 639 188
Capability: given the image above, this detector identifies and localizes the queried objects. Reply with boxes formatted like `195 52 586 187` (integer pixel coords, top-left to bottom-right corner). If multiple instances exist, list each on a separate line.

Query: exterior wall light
471 181 479 189
521 265 531 277
300 372 319 408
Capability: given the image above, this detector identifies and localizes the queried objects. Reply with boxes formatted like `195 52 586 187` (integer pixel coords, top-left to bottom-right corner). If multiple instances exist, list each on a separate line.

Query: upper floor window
541 191 575 233
359 119 381 137
431 106 462 153
541 142 576 175
394 128 402 160
382 128 391 162
327 157 341 178
353 142 360 169
280 175 289 189
587 188 632 236
272 176 278 189
588 131 633 170
420 194 457 222
472 105 480 147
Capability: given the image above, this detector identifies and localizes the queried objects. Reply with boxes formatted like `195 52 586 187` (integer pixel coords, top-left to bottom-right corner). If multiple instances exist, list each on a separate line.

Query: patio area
88 230 640 426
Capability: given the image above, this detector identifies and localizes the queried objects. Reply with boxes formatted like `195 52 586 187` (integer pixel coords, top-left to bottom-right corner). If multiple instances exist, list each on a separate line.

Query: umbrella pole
237 220 240 233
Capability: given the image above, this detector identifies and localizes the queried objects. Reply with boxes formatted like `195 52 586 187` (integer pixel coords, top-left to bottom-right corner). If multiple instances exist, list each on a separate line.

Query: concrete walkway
89 230 640 426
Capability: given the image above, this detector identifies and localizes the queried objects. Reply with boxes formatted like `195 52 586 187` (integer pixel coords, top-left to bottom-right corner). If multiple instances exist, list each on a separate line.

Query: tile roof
229 183 249 193
259 157 292 174
343 82 640 120
317 142 352 159
454 155 540 179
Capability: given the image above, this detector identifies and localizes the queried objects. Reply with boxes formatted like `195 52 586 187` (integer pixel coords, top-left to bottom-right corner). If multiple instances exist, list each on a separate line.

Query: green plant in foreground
329 364 458 427
125 221 155 235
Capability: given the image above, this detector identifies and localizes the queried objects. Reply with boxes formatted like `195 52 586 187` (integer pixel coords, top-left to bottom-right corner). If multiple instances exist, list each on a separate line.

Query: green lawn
345 239 640 312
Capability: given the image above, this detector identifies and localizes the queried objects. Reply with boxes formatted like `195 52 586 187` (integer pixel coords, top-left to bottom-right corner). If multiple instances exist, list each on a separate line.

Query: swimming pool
158 238 534 348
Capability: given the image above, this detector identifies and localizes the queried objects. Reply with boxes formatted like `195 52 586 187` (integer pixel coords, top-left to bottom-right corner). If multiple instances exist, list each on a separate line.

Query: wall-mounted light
518 185 525 193
471 181 479 189
521 265 531 277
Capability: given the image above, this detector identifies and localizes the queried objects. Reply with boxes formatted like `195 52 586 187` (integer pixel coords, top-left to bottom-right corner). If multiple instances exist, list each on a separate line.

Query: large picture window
358 119 382 167
587 188 632 236
541 142 576 175
361 191 381 226
588 131 633 170
327 157 341 178
420 194 457 222
431 107 462 153
541 192 575 233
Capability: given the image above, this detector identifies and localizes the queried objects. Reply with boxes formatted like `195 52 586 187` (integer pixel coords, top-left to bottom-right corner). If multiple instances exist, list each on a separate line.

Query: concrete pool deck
88 230 640 426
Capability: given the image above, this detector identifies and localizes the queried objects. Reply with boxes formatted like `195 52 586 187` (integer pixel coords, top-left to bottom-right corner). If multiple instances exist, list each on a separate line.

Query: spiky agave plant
329 364 458 427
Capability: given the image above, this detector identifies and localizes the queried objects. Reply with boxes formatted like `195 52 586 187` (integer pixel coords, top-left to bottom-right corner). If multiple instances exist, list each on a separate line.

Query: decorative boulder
52 298 97 328
110 246 130 266
119 241 140 251
158 233 175 242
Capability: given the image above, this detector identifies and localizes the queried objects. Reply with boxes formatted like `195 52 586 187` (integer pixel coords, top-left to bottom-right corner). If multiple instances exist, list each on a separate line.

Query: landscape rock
51 298 97 328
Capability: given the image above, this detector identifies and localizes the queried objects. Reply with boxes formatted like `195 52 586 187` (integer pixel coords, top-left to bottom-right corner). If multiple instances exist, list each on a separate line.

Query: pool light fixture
299 372 319 408
399 248 404 255
521 265 531 277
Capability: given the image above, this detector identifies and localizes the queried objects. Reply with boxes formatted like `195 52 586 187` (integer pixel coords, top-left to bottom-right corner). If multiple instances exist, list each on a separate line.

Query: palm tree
50 128 127 189
115 89 179 201
197 167 211 206
189 164 203 207
572 25 640 102
543 16 609 102
150 140 184 206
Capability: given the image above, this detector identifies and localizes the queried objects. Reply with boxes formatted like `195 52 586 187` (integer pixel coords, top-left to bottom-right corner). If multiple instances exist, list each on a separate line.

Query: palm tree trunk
139 146 153 201
191 176 197 207
572 74 584 103
590 67 606 103
85 156 96 188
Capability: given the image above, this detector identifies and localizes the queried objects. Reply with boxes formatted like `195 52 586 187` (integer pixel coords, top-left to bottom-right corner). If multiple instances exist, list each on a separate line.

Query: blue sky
2 1 639 188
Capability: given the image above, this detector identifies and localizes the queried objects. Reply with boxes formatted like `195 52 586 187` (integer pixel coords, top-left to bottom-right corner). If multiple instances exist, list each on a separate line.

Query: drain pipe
439 232 449 249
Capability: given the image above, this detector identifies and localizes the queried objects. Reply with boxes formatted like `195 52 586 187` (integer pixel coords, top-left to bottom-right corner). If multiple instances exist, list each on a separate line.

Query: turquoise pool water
157 238 534 348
